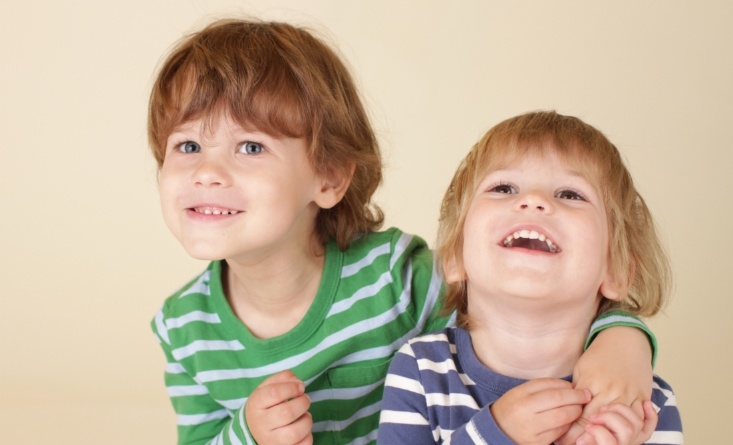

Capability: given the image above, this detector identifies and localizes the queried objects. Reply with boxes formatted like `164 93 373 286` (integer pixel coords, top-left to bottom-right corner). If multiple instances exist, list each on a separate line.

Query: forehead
478 141 604 186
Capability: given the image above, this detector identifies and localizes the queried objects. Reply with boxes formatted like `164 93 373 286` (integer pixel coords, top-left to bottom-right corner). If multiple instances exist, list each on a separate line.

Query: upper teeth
503 229 557 253
196 208 239 215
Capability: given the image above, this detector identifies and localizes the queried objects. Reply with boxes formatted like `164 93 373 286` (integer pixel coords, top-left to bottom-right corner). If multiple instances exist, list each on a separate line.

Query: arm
557 312 656 445
377 345 442 444
152 314 254 445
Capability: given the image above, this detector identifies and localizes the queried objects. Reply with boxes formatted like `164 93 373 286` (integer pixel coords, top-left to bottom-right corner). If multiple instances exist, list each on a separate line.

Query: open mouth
192 207 240 215
502 229 559 253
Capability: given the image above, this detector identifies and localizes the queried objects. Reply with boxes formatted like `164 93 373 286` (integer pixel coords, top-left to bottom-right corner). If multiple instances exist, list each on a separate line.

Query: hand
575 400 658 445
557 326 653 444
245 370 313 445
490 378 591 445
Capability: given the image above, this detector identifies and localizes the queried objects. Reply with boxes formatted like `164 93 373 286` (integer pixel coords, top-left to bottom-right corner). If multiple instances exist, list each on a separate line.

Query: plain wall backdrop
2 0 730 443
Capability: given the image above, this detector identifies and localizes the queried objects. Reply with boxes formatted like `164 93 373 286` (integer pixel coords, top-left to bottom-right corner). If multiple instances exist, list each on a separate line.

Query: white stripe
646 430 684 444
172 340 245 361
179 270 211 298
412 257 446 332
216 397 246 410
327 271 393 317
228 427 243 445
309 379 384 402
589 313 644 332
239 410 256 445
166 311 221 329
347 428 379 445
312 400 381 432
466 420 488 444
410 332 450 345
341 242 391 278
177 409 230 426
437 425 453 443
384 374 424 395
426 391 480 410
390 233 414 270
379 410 429 426
167 384 209 397
206 433 224 445
653 381 677 407
154 309 170 344
166 363 186 374
417 357 459 374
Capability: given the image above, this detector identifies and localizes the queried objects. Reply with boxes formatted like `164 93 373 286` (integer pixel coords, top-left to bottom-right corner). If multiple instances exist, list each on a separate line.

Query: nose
517 191 552 212
193 155 231 187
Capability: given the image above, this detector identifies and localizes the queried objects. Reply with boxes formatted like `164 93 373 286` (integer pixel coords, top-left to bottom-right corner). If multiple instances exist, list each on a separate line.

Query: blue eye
178 141 201 154
556 189 585 201
239 141 264 154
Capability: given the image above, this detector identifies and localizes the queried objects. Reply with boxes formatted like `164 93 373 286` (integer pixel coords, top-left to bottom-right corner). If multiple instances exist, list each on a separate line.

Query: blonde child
149 20 659 445
378 111 683 444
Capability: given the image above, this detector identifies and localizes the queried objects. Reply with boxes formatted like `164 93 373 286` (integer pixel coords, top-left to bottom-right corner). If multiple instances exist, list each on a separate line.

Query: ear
314 163 355 209
442 254 467 284
599 266 621 301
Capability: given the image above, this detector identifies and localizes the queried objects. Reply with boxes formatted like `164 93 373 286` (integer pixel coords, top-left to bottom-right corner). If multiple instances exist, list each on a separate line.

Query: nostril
537 205 545 211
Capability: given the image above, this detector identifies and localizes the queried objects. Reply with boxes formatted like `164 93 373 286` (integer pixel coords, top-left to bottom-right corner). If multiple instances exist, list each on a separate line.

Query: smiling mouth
502 230 559 253
192 207 240 215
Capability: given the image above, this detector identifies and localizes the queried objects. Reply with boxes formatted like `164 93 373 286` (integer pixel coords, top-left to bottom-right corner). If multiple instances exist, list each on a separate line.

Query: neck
467 297 598 379
223 236 326 339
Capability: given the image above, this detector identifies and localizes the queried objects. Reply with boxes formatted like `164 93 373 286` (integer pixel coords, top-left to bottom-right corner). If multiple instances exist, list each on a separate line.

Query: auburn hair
148 19 383 249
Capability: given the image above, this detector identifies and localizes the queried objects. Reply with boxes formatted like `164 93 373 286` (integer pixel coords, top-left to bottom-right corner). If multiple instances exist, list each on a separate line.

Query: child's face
457 148 618 310
158 114 333 263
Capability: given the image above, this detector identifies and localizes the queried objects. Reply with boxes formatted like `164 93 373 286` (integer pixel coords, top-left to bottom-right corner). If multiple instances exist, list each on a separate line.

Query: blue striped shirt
378 327 682 444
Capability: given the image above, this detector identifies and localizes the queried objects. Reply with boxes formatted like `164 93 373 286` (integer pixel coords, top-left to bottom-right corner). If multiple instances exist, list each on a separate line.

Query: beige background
1 0 730 443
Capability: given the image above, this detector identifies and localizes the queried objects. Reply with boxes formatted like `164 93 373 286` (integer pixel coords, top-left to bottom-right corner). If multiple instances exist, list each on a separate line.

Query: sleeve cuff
584 310 658 367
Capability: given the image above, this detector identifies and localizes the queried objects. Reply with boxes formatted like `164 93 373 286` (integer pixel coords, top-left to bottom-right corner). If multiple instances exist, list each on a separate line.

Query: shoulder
399 328 456 361
151 262 220 342
339 228 434 278
346 228 431 259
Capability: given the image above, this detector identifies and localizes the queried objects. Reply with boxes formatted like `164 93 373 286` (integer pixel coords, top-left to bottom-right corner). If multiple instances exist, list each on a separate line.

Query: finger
587 410 636 444
256 393 311 434
555 421 586 445
535 403 583 438
637 400 659 443
275 394 311 426
261 369 303 385
274 411 313 445
572 430 598 445
251 380 307 410
594 403 643 430
583 424 617 445
534 387 591 413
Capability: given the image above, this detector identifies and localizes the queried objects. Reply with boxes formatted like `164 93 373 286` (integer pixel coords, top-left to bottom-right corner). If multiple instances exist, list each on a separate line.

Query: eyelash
555 188 587 201
487 181 516 194
486 182 588 202
168 140 266 154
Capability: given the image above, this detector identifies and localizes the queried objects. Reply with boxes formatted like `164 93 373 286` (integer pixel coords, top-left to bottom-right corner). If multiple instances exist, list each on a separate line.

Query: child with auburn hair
149 19 660 445
378 111 683 445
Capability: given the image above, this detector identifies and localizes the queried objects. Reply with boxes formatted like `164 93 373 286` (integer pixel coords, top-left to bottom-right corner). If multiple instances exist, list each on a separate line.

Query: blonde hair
148 19 383 249
437 111 670 327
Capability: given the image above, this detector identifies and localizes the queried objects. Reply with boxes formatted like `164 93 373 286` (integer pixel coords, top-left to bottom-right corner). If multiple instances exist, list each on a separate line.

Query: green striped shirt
152 228 454 444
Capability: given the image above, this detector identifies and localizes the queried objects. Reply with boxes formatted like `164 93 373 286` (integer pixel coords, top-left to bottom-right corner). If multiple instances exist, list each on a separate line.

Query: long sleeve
152 309 256 445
